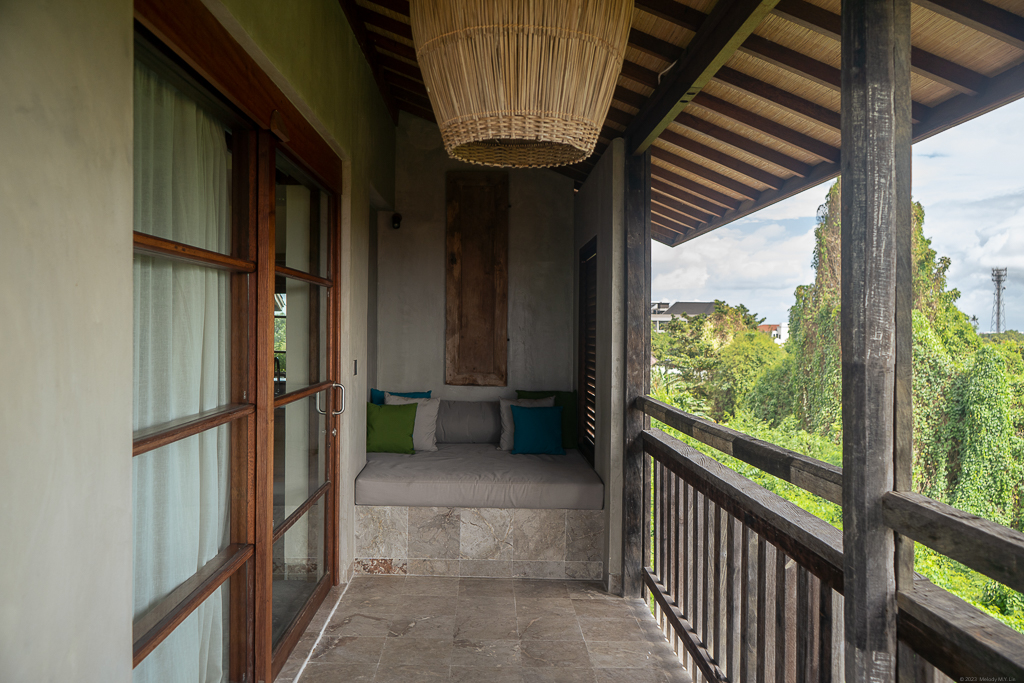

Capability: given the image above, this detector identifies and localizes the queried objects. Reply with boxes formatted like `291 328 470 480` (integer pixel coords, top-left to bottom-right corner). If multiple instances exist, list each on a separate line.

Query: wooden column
840 0 911 680
622 149 652 598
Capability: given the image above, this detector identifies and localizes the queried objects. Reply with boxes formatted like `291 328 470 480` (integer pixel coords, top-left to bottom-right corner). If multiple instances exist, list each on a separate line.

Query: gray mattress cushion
355 442 604 509
435 400 501 443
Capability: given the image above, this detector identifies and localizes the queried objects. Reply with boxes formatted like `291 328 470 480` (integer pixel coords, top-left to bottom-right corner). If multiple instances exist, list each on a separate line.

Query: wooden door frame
134 1 346 681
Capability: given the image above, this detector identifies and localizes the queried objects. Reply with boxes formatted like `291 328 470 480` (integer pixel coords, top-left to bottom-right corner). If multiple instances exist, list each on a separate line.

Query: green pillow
516 390 577 449
366 401 417 454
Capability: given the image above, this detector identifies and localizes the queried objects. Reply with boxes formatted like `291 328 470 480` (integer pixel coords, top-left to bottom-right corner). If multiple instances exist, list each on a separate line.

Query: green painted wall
213 0 395 204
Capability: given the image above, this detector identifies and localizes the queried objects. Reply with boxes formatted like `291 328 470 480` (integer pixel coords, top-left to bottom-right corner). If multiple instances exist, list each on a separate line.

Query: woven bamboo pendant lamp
411 0 633 168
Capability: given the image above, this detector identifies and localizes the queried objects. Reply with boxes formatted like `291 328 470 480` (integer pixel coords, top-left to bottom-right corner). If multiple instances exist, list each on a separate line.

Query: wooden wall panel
445 172 509 386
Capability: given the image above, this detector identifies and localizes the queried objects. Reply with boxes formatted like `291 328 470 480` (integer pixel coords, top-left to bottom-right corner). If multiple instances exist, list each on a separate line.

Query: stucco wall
574 139 626 594
208 0 397 577
0 0 135 680
377 113 576 401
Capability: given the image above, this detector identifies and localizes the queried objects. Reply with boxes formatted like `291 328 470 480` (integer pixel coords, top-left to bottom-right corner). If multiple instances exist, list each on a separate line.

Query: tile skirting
354 506 605 579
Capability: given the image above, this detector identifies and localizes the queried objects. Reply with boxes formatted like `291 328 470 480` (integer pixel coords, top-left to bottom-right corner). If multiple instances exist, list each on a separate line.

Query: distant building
651 301 716 332
758 323 788 344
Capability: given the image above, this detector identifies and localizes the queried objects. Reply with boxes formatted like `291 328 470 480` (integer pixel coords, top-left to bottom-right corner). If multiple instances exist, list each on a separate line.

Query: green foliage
274 317 287 372
711 331 786 419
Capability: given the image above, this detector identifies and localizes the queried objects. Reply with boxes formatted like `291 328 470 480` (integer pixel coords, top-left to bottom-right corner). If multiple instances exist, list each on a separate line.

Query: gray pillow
436 400 501 443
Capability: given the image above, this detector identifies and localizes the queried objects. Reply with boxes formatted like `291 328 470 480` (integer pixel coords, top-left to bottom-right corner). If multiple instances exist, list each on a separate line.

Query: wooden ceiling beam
659 128 786 188
913 61 1024 142
652 145 759 200
691 92 838 162
614 86 648 110
606 107 633 127
370 0 410 15
913 0 1024 52
651 178 728 216
652 213 693 233
629 28 684 62
378 54 421 81
335 0 399 122
651 167 742 210
714 66 840 129
624 0 782 154
620 60 660 89
652 224 686 246
774 0 987 95
360 6 412 40
652 204 700 229
386 71 428 98
634 0 705 33
652 193 716 224
674 111 812 176
390 84 432 111
369 33 417 62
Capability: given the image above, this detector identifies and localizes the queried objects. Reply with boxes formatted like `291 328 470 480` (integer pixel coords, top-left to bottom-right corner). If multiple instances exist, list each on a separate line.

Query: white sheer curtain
133 61 231 683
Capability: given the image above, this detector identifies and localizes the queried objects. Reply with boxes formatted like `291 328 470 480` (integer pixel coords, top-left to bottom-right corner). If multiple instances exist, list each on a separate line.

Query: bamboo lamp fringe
411 0 633 169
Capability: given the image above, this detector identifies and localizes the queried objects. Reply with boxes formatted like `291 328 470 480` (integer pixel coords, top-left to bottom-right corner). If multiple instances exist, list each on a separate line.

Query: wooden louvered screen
578 237 597 463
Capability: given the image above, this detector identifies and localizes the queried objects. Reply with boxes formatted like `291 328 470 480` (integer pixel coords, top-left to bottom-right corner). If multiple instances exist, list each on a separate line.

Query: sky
651 98 1024 333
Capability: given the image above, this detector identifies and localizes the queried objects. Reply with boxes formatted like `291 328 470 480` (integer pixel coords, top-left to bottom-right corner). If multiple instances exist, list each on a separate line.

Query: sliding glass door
130 30 341 682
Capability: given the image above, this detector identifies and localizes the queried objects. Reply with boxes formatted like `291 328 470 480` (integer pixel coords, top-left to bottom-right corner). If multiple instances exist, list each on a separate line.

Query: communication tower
992 268 1007 333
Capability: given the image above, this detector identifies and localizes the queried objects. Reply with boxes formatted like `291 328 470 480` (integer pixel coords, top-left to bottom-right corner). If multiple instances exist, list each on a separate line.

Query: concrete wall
377 113 576 401
208 0 397 578
0 0 135 680
574 139 626 594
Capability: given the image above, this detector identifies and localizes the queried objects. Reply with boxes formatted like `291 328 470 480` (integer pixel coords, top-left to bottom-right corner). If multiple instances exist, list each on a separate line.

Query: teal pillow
510 405 565 455
366 402 417 454
516 390 577 449
370 388 431 405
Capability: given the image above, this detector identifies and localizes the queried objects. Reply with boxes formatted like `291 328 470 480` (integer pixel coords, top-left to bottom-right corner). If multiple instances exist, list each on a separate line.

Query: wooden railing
637 395 1024 683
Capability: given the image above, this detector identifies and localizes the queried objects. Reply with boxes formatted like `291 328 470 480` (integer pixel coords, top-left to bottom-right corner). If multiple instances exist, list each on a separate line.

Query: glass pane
275 159 329 277
134 254 232 432
273 395 327 528
273 277 327 396
133 425 232 619
135 61 232 256
272 499 325 647
134 580 230 683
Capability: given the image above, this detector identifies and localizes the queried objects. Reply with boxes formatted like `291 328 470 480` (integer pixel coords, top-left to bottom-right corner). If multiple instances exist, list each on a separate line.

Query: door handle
315 383 346 416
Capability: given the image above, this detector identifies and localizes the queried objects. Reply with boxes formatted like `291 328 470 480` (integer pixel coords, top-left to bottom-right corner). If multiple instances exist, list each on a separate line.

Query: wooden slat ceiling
337 0 1024 246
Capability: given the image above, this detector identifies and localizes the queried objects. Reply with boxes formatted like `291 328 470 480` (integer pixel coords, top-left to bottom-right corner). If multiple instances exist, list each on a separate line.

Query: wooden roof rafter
338 0 1024 247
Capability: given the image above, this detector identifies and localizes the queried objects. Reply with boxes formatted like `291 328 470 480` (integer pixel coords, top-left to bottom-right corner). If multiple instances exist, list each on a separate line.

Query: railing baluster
797 566 810 683
662 461 669 587
757 536 767 683
673 476 681 608
682 482 690 622
713 504 722 667
702 493 711 653
644 452 651 599
819 580 833 683
775 549 787 683
726 513 736 679
740 525 751 682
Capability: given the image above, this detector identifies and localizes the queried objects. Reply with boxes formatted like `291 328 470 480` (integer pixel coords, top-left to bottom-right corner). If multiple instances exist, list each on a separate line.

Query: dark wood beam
624 0 782 154
360 6 412 40
651 178 728 216
774 0 987 95
378 54 421 81
335 0 398 122
369 33 416 62
651 167 742 210
652 203 700 229
914 0 1024 51
659 129 786 188
840 0 911 677
613 85 649 110
390 84 432 111
651 145 761 200
651 190 717 223
606 107 633 128
622 149 652 598
369 0 410 15
652 226 685 246
714 66 841 129
634 0 705 32
386 71 428 98
620 60 660 89
690 92 839 162
651 218 690 237
674 111 812 176
628 28 683 62
914 60 1024 141
739 34 841 91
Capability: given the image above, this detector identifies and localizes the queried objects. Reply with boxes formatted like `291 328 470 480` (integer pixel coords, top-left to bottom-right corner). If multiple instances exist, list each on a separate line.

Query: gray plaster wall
0 0 135 679
573 139 626 594
377 113 576 400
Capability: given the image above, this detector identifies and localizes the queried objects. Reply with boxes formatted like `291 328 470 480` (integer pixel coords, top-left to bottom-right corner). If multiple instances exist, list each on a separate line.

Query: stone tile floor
278 575 692 683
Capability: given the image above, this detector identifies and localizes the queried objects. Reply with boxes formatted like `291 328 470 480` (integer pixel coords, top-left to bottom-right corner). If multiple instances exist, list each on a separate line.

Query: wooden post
840 0 911 680
623 149 652 598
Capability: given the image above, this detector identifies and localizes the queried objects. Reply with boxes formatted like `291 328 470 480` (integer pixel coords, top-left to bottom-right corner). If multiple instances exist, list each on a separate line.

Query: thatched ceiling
337 0 1024 246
